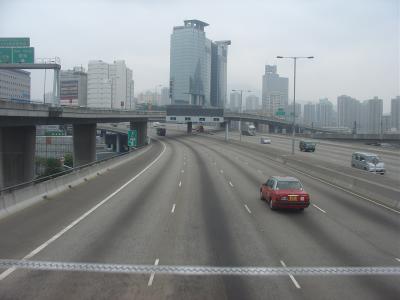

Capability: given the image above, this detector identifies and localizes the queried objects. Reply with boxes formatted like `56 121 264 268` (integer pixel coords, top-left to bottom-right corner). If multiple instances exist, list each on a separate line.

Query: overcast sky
1 0 399 112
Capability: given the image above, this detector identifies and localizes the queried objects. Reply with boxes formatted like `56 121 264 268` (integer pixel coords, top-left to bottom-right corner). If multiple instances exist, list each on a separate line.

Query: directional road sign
128 130 137 147
0 38 30 47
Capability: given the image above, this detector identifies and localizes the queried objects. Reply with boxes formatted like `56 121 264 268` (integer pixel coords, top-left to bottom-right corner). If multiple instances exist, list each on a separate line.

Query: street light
232 89 252 142
276 56 314 154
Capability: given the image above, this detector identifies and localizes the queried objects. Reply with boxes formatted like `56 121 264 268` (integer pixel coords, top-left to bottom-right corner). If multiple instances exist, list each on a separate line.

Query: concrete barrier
0 145 151 220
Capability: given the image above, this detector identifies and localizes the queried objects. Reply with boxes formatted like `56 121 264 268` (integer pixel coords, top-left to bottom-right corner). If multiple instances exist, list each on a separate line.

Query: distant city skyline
0 0 398 112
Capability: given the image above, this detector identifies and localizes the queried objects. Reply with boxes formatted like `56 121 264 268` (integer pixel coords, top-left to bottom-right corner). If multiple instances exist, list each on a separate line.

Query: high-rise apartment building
160 87 170 106
170 20 230 107
229 92 241 111
359 97 383 134
303 102 316 126
0 69 30 101
337 95 360 130
87 60 134 109
60 67 87 107
261 65 288 116
245 95 259 111
316 98 334 127
391 96 400 131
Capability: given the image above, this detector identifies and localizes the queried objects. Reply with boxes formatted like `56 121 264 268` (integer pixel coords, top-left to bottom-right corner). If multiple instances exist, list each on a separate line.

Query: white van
351 152 385 174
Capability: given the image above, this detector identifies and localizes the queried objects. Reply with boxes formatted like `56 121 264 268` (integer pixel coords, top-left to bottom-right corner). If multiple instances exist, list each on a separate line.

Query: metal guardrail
0 145 146 194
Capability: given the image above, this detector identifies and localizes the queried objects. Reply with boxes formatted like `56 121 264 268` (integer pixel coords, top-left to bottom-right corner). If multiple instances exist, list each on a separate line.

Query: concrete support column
73 123 96 167
187 122 192 134
130 121 148 147
225 121 230 141
0 126 36 189
116 134 121 153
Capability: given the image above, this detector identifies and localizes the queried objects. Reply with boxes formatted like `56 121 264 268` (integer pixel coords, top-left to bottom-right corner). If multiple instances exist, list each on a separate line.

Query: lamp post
276 56 314 154
232 89 252 142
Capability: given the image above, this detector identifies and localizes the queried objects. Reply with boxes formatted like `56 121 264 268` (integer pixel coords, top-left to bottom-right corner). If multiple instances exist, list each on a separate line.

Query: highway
0 130 399 299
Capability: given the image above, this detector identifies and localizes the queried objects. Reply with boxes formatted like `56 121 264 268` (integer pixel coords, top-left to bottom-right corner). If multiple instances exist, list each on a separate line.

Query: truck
241 123 256 136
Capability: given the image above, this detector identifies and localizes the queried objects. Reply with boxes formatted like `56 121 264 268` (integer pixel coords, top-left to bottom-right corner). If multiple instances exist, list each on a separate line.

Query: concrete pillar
225 121 230 141
73 123 96 167
0 126 36 189
130 121 148 147
116 134 121 153
187 122 192 134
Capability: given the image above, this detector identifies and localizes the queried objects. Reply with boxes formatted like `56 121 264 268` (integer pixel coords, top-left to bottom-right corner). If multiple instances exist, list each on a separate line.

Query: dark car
260 176 310 210
299 140 316 152
156 128 166 136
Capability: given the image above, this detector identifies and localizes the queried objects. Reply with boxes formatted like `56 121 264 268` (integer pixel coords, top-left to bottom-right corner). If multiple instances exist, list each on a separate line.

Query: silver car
351 152 385 174
260 137 271 144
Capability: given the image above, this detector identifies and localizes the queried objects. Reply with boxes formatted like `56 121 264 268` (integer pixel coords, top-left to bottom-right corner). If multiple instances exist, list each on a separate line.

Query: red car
260 176 310 210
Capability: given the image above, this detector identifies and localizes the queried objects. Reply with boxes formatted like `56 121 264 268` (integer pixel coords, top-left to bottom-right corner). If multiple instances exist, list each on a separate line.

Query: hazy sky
1 0 399 112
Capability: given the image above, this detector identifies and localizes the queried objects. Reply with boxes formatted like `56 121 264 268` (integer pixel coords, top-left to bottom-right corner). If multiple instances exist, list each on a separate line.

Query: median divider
0 145 151 220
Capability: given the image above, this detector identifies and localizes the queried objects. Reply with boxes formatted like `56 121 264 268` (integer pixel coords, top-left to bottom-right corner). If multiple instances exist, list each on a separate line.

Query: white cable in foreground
0 260 399 276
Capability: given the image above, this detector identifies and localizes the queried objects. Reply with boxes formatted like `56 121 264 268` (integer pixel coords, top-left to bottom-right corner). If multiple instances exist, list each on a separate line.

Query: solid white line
280 260 301 289
312 204 327 214
0 142 167 281
171 204 176 213
395 258 400 263
229 181 234 187
244 204 252 214
179 181 182 187
147 258 159 286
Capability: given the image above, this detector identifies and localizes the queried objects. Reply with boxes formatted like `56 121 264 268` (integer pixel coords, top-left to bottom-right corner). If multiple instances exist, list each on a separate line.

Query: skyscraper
391 96 400 131
229 92 241 111
359 97 383 134
316 98 334 127
160 87 170 106
261 65 288 116
169 20 230 107
337 95 360 130
303 102 316 126
245 95 259 111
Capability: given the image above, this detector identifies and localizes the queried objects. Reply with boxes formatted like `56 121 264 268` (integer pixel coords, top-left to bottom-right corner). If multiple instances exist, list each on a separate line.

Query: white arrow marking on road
148 258 159 286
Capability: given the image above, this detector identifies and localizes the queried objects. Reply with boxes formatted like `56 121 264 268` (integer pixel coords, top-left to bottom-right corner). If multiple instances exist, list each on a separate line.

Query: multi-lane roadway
0 129 399 299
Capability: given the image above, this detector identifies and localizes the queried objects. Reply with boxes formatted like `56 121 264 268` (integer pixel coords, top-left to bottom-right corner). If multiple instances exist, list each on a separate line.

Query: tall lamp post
232 89 252 142
276 56 314 154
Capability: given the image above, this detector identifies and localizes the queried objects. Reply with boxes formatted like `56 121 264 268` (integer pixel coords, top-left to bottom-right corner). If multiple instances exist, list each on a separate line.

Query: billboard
60 80 79 100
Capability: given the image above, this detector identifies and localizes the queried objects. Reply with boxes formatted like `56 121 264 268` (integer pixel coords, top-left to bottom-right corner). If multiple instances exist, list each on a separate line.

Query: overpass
0 100 164 188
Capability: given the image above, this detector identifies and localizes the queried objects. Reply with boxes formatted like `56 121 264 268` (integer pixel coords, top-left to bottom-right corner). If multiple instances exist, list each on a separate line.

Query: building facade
391 96 400 131
160 87 170 106
245 95 260 111
261 65 288 116
359 97 383 134
303 102 316 126
286 103 302 123
170 20 230 107
337 95 360 130
60 67 87 106
316 98 335 127
0 69 30 101
229 92 241 111
87 60 134 109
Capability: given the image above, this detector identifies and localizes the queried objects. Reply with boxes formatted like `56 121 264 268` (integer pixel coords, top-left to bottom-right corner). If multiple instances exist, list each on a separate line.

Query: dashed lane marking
312 204 327 214
148 258 159 286
229 181 234 187
244 204 252 214
280 260 301 289
171 204 176 214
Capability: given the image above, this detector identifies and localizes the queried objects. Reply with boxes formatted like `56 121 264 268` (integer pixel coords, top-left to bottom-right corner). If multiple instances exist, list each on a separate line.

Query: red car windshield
276 181 302 190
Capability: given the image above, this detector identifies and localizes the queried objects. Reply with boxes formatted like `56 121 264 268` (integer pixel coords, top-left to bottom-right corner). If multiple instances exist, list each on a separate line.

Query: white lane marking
171 204 176 214
181 169 184 173
280 260 301 289
0 142 167 281
220 169 224 174
312 204 327 214
229 181 234 187
244 204 252 214
147 258 159 286
179 181 182 188
395 258 400 263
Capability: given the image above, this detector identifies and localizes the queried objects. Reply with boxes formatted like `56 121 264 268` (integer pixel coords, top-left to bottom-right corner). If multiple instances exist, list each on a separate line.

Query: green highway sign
276 109 285 116
0 38 30 47
128 130 138 147
0 48 12 63
12 47 34 63
45 131 65 136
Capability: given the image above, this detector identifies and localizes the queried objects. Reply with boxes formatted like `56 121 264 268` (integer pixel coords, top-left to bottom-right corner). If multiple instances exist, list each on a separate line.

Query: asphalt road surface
0 131 399 299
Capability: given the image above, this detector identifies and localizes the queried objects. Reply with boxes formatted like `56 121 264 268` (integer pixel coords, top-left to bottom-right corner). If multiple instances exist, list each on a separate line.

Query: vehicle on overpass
242 123 256 136
260 176 310 210
351 152 385 174
260 136 271 144
299 140 316 152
